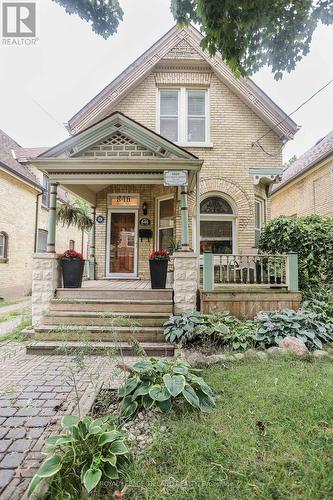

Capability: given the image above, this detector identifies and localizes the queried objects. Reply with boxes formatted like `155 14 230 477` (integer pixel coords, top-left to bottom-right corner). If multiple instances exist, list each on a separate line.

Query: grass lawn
125 357 333 500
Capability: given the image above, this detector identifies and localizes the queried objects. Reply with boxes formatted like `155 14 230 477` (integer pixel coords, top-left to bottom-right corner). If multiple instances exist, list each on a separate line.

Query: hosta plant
223 320 257 351
118 358 215 419
255 308 333 350
163 311 211 344
28 415 129 498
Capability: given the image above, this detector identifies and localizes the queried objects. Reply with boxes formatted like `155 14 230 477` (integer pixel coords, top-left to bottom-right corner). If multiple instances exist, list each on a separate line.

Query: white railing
201 252 299 292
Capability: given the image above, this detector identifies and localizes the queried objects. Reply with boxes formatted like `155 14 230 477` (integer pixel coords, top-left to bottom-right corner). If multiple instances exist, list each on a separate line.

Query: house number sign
108 194 139 207
139 217 151 226
164 170 188 187
96 215 105 224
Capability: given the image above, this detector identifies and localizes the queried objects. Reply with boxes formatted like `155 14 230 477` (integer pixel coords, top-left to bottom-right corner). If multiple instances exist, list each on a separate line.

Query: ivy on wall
259 215 333 295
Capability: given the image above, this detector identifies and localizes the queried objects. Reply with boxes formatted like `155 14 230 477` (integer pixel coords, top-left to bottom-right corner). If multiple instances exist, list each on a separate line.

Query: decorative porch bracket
47 182 58 253
286 252 299 292
180 185 190 251
203 251 214 292
89 206 96 279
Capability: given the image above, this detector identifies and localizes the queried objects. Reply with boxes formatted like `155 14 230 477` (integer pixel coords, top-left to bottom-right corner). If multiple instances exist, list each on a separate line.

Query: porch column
89 206 96 280
47 182 58 253
180 185 190 251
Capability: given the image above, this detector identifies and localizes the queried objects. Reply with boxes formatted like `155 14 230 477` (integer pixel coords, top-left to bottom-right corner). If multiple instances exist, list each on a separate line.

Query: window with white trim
37 229 48 253
157 196 174 251
158 88 208 144
200 196 235 254
255 198 265 247
0 232 8 260
42 175 49 208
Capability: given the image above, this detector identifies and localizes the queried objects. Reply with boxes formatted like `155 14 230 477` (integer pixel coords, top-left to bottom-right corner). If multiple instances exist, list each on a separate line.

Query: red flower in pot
149 250 169 289
61 249 85 288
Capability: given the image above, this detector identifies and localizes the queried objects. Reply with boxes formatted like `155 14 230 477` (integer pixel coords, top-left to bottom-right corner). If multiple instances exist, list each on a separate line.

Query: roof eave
0 161 42 192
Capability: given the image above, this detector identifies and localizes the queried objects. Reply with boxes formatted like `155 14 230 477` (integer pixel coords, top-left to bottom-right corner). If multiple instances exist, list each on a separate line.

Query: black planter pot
61 259 85 288
149 259 168 289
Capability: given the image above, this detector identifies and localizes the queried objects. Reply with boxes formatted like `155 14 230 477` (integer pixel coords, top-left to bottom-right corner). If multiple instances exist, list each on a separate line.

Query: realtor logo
2 1 36 37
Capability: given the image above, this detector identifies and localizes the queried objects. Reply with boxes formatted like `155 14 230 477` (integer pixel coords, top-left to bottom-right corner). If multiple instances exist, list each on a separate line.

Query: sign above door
108 194 139 208
163 170 188 187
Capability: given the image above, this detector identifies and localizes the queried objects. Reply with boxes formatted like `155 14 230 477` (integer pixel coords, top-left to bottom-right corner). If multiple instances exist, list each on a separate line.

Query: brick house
0 129 87 300
272 129 333 217
25 25 302 346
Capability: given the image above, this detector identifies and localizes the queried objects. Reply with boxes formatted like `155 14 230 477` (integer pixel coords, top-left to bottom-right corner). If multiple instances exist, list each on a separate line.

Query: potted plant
149 250 170 289
61 249 85 288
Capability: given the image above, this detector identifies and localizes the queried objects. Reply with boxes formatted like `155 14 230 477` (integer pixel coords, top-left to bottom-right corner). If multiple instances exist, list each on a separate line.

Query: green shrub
163 311 210 344
259 215 333 295
255 308 333 350
223 320 257 351
28 415 129 498
118 358 215 418
303 287 333 335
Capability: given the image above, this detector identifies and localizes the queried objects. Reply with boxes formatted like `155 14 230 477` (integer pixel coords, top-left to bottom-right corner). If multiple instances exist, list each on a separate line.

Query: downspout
34 193 42 252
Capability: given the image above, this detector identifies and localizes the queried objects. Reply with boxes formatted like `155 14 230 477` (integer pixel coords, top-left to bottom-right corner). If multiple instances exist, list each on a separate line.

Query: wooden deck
82 279 153 290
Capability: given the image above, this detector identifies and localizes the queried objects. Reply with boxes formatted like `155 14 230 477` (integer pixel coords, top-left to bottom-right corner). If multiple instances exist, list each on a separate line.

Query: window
37 229 48 252
0 232 8 261
157 196 174 251
158 88 208 144
255 198 265 247
42 175 49 208
200 195 235 254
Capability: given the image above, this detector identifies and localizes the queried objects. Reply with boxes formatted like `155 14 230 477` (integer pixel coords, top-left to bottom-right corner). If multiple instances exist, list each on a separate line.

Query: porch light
142 201 148 215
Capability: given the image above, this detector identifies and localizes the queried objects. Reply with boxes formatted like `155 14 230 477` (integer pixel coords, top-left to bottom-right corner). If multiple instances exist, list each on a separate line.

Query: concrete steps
26 286 174 356
26 341 175 357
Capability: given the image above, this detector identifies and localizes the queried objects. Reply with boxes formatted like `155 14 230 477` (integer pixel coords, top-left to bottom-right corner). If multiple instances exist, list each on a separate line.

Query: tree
51 0 333 80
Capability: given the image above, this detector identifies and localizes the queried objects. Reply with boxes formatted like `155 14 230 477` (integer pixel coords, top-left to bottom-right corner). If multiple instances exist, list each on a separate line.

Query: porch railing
201 252 299 292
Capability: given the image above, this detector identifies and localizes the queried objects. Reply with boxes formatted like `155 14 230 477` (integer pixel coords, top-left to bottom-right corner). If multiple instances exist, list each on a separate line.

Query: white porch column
32 253 61 325
171 252 199 314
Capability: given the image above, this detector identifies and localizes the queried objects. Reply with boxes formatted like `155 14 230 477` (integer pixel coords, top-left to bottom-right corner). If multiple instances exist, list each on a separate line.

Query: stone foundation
32 254 61 325
172 253 199 314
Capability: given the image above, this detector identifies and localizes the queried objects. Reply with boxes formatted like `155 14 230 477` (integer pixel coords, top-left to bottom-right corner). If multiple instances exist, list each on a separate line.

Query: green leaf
101 454 117 466
132 360 154 372
132 381 152 399
149 384 171 402
110 440 129 455
156 398 172 413
99 430 122 446
182 384 200 408
89 425 103 435
27 474 43 497
163 373 185 397
172 365 188 375
103 462 119 480
36 454 62 478
83 468 102 493
62 415 80 429
142 394 154 410
120 399 138 419
196 388 216 412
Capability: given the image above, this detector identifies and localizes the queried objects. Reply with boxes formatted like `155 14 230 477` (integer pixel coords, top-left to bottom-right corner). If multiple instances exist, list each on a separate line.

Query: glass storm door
107 210 138 278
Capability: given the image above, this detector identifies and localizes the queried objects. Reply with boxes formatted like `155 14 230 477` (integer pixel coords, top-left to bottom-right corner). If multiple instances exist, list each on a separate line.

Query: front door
106 209 138 278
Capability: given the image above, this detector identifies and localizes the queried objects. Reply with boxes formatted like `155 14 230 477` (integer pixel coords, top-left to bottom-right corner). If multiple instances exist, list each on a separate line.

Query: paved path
0 300 30 316
0 317 25 338
0 342 134 499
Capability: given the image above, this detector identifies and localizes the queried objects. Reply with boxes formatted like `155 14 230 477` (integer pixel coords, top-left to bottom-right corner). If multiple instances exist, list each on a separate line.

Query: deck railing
201 252 298 292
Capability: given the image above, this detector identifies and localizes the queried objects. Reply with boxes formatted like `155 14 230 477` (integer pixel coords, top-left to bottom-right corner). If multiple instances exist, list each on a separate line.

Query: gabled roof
0 129 41 189
273 129 333 193
39 111 198 160
68 24 299 141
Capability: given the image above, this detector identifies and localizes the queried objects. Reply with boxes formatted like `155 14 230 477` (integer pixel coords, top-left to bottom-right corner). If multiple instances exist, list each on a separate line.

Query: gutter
0 161 42 192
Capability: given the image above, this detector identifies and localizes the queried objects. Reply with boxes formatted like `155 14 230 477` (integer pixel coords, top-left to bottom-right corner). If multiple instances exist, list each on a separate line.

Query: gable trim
68 25 299 141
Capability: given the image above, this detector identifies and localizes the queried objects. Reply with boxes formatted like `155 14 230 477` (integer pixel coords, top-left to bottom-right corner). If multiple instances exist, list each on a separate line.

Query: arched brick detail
199 177 253 228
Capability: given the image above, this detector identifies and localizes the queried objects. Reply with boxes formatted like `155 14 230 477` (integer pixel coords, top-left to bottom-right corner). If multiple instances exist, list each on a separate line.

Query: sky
0 0 332 163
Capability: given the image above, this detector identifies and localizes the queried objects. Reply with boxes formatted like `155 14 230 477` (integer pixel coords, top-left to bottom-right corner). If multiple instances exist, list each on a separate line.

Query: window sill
0 258 8 263
176 142 214 149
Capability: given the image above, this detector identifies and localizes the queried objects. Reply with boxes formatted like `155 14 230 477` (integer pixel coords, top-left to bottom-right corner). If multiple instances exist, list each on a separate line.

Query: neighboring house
272 129 333 217
26 25 302 329
0 130 87 300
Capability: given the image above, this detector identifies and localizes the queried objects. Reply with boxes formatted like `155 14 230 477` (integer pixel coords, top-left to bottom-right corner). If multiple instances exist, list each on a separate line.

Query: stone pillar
171 252 199 314
89 206 96 280
32 253 61 325
180 185 190 251
47 183 58 253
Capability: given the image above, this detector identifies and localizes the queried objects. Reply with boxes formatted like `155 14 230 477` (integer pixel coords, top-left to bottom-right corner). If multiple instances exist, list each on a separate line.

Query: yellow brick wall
0 169 88 300
271 158 333 218
108 70 283 254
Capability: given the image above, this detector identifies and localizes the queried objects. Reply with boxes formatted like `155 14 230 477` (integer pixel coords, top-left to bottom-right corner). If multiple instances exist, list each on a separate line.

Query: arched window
0 232 8 261
200 195 235 254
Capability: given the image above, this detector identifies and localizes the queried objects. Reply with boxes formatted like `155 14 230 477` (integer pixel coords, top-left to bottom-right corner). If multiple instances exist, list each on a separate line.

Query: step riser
56 290 173 301
26 345 174 357
50 303 173 313
42 317 167 327
32 331 166 342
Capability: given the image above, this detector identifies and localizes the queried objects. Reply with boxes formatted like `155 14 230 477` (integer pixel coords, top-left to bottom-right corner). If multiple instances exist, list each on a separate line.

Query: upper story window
42 174 50 208
0 231 8 261
255 198 265 247
158 88 208 145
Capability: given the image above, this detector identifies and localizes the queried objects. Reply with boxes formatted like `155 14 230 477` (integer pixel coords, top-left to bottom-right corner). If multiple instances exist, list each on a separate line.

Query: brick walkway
0 342 133 499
